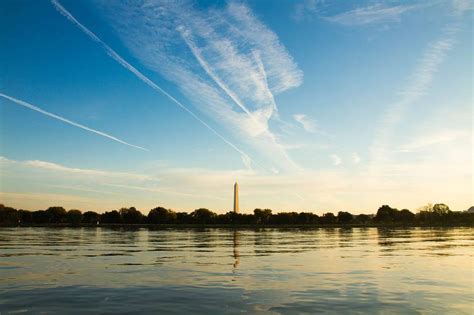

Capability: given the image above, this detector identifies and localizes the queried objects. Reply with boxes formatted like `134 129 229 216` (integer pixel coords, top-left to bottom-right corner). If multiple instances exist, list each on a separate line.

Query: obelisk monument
233 182 239 213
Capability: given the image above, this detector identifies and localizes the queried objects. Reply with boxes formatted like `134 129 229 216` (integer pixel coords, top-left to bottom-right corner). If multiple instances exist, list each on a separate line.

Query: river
0 227 472 314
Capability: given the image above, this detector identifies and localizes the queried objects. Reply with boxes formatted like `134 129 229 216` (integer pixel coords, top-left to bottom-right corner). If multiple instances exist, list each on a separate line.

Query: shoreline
1 223 473 229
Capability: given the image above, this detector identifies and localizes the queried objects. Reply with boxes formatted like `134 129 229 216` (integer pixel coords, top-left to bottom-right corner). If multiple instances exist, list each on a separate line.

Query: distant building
233 182 239 213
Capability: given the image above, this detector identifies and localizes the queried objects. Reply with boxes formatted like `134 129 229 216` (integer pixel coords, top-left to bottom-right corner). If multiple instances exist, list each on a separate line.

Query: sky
0 0 472 214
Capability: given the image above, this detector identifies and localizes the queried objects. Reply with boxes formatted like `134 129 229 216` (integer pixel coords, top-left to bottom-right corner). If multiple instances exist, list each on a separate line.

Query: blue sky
0 0 472 213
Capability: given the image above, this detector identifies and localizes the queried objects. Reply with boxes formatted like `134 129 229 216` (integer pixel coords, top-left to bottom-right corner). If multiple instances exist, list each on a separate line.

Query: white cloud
241 154 253 171
0 156 152 181
26 160 152 180
351 152 361 164
330 154 342 166
400 129 469 152
452 0 473 15
45 184 119 195
293 0 323 21
81 0 303 172
104 184 226 201
0 192 93 204
0 93 147 151
326 4 418 26
293 114 318 133
51 0 259 171
296 0 470 26
370 22 460 173
293 1 420 25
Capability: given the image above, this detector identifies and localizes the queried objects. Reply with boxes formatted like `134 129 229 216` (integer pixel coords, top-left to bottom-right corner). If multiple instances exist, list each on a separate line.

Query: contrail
0 93 148 151
51 0 262 170
180 29 256 120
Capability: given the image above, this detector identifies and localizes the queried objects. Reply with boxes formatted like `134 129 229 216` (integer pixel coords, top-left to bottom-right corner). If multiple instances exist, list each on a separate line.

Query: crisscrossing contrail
51 0 262 170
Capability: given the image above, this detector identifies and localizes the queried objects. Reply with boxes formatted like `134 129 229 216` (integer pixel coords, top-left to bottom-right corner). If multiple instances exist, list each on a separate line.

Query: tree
418 203 433 212
66 209 83 225
190 208 216 224
354 214 371 224
320 212 337 224
433 203 450 215
0 205 19 225
83 211 100 224
18 210 33 224
217 211 246 224
417 203 452 225
374 205 398 223
148 207 177 224
100 210 121 224
32 210 49 224
396 209 415 223
45 206 67 223
298 212 319 224
337 211 353 224
176 212 192 224
254 208 272 224
273 212 299 224
120 207 143 224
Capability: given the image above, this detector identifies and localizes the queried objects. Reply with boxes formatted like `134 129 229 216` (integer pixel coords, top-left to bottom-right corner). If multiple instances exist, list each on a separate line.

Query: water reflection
338 227 353 248
233 230 240 271
0 227 472 314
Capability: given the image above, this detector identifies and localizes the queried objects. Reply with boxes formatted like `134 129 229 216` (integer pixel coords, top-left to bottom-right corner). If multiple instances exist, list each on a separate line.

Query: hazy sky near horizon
0 0 472 214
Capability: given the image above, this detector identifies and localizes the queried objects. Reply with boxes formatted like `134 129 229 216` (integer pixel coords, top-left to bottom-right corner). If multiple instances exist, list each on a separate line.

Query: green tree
0 205 19 225
354 214 371 224
374 205 398 223
176 212 192 224
418 203 433 212
120 207 143 224
433 203 450 215
66 209 83 225
18 210 33 224
100 210 121 224
396 209 415 223
83 211 100 224
148 207 177 224
298 212 319 224
273 212 299 224
254 208 272 224
191 208 216 224
218 211 244 224
320 212 336 224
337 211 353 224
32 210 49 224
45 206 67 223
417 203 452 225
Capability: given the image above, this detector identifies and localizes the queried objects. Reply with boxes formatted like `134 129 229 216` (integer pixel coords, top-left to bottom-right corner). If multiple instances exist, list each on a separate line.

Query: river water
0 227 472 314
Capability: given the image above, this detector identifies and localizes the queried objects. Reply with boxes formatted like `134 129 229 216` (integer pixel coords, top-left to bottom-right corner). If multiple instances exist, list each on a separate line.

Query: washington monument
233 182 239 213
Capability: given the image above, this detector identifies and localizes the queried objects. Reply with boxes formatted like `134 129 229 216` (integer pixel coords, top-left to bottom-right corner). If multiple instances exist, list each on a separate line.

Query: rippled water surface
0 227 473 314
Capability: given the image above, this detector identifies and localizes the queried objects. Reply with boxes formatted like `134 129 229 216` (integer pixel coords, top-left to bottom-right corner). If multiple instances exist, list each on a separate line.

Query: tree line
0 203 472 226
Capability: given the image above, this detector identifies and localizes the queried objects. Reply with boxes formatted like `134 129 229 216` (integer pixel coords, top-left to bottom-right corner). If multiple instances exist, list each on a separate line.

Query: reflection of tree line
0 203 472 226
376 227 460 254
